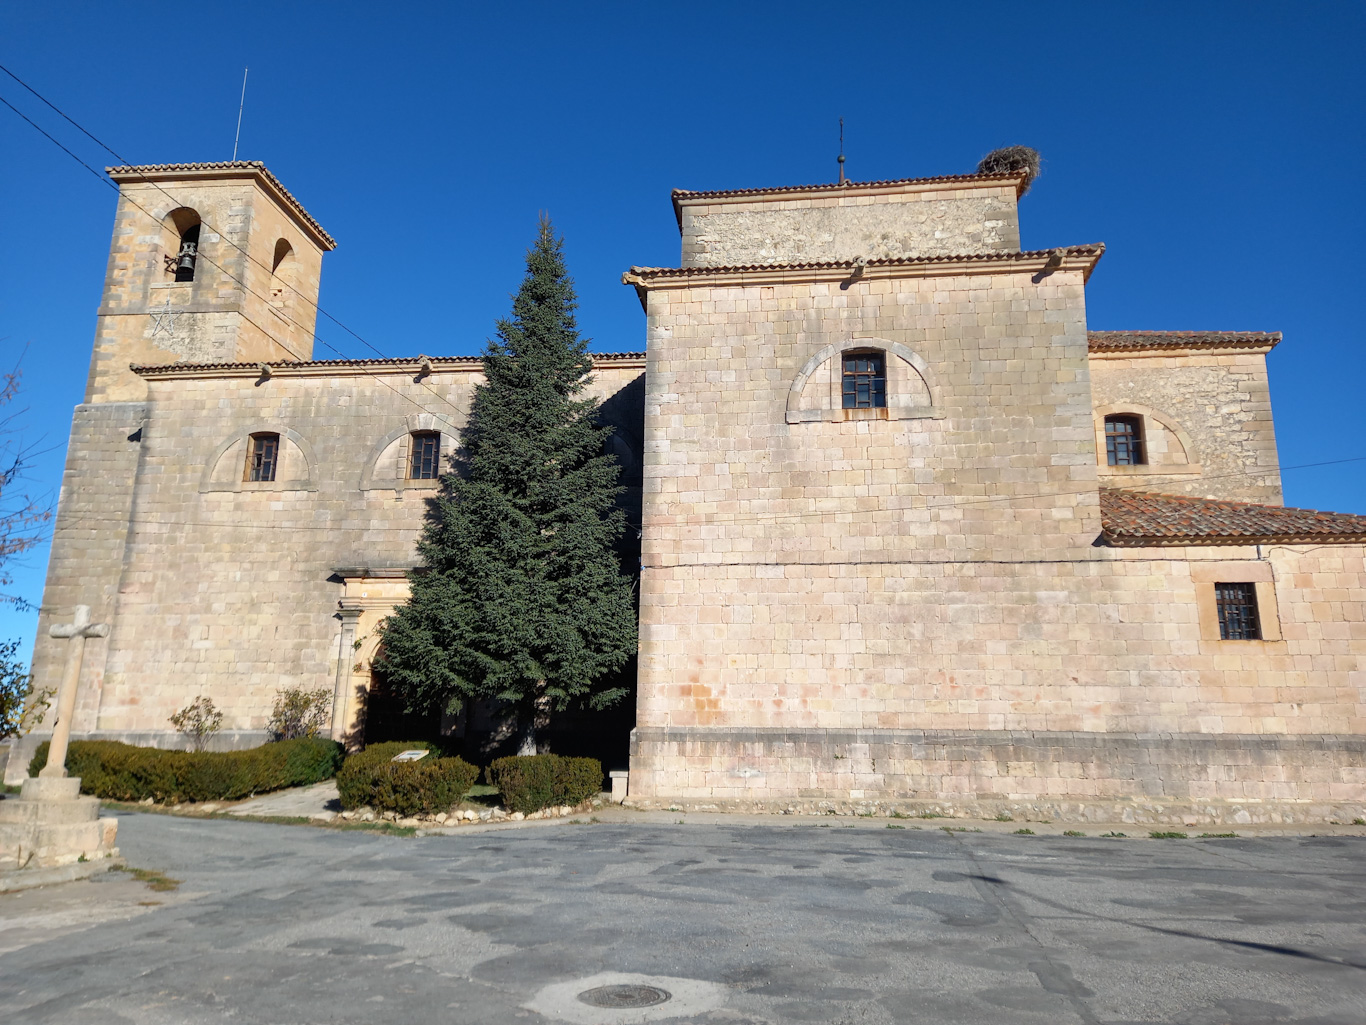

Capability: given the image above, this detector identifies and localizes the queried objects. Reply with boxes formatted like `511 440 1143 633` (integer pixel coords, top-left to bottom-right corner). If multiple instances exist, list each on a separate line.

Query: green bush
366 758 480 817
342 740 439 772
28 738 343 803
336 740 438 810
486 754 604 814
336 741 477 815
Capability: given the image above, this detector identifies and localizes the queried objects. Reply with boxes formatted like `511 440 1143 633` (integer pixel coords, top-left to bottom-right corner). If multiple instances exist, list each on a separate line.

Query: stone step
18 777 82 801
0 817 119 869
0 817 118 869
0 794 103 826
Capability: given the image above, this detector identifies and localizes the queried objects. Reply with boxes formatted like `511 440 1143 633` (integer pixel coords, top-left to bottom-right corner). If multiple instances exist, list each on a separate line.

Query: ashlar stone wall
678 179 1022 268
88 174 329 404
24 401 148 754
10 357 644 781
1089 348 1283 504
627 262 1365 820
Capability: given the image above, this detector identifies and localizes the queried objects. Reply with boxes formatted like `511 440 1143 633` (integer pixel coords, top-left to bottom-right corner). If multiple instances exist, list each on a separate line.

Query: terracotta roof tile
628 244 1105 279
107 161 336 250
1089 331 1281 354
1100 490 1366 546
672 171 1026 203
130 352 645 375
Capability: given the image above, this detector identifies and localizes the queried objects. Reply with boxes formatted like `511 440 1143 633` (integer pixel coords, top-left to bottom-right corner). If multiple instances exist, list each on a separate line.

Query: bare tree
0 361 54 739
0 363 53 611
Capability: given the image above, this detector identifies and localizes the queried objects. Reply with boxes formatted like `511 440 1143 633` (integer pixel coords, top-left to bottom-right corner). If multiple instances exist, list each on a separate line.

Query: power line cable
0 61 406 363
9 79 1362 549
43 454 1366 538
12 65 1348 531
5 69 1362 591
632 455 1366 529
0 84 475 425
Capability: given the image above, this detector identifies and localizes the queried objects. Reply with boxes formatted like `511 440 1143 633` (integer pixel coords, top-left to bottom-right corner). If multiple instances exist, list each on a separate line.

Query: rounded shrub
336 740 437 809
366 758 480 817
486 754 604 814
336 741 477 815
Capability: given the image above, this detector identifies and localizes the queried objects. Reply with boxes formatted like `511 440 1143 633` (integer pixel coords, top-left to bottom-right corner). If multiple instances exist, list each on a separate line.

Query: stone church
10 159 1365 824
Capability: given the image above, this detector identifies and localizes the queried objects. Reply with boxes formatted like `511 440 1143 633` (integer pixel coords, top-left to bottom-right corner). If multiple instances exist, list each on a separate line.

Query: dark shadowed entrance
362 659 443 746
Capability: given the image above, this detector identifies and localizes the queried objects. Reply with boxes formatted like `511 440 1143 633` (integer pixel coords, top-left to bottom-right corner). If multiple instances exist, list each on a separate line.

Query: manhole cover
576 984 672 1009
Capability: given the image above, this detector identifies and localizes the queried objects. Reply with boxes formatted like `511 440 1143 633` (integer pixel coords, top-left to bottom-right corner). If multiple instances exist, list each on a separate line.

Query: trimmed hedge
336 740 478 816
486 754 604 814
335 740 437 808
28 738 344 804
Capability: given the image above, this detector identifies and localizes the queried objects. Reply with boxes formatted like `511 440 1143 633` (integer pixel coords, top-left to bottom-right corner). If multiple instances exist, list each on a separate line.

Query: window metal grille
842 352 886 409
1215 582 1261 640
1105 415 1145 465
409 432 441 479
247 433 279 482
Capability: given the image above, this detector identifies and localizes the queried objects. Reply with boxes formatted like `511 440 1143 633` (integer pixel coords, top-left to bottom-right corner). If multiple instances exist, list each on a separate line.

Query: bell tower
87 161 336 403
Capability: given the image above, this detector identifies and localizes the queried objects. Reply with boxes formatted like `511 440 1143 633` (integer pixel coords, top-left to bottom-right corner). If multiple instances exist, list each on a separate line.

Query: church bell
174 241 197 281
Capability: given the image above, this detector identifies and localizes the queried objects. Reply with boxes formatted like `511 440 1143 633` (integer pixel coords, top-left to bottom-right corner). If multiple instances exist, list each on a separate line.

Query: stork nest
976 146 1041 194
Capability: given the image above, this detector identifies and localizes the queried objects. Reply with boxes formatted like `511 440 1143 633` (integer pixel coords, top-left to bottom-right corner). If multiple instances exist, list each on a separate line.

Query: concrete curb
0 855 125 893
413 805 1366 839
93 794 1366 841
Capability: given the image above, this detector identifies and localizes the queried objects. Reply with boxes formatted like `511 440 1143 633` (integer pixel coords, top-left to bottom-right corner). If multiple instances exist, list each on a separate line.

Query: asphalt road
1 811 1363 1024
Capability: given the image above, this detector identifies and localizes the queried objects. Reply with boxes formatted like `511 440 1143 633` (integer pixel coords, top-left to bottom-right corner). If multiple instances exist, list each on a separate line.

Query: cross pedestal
0 605 121 876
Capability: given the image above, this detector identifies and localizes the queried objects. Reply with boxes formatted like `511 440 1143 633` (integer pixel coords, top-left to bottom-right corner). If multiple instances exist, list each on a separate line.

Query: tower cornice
621 244 1105 310
108 161 336 251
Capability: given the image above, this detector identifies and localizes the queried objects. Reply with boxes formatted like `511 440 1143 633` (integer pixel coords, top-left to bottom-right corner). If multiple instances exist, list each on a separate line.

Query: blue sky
1 2 1363 658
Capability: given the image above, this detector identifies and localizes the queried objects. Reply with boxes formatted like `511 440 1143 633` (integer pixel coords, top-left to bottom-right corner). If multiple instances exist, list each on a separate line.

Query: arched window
841 351 886 409
164 207 202 282
409 431 441 479
245 432 280 482
1104 415 1145 466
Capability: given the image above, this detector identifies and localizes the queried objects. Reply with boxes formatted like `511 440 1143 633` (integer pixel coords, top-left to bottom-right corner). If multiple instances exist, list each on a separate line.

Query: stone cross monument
0 605 120 877
40 605 110 777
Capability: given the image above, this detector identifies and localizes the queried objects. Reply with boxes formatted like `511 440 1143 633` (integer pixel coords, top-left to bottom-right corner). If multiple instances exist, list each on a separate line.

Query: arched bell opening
269 238 298 315
163 207 202 282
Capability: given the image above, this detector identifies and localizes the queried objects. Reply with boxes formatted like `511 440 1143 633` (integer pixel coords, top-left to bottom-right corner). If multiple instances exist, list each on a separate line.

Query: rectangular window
1105 415 1145 466
247 433 279 482
1215 582 1261 640
842 353 886 409
409 432 441 479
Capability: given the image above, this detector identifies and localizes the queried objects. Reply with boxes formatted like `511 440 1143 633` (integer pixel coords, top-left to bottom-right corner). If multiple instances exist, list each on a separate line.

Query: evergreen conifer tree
377 217 637 753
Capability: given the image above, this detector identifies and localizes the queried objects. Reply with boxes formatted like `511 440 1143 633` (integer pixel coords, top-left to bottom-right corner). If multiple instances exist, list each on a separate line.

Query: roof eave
1103 531 1366 547
1088 332 1283 358
623 245 1105 293
131 351 647 380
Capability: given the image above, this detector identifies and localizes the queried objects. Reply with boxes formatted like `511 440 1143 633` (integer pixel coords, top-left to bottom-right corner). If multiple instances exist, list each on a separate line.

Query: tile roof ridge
1088 330 1282 353
672 171 1027 201
130 351 646 375
1089 330 1281 337
1105 488 1351 516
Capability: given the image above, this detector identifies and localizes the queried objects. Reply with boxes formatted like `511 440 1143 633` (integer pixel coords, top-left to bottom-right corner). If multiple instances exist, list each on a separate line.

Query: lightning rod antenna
838 117 846 184
232 67 249 161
